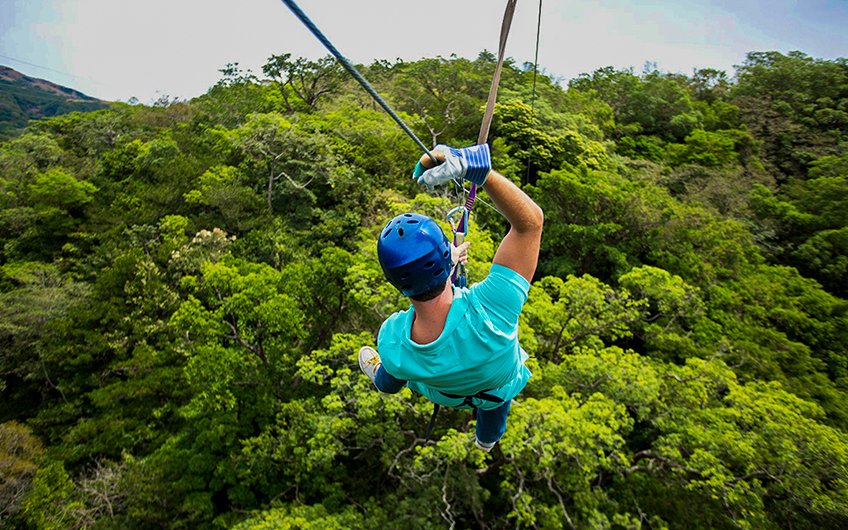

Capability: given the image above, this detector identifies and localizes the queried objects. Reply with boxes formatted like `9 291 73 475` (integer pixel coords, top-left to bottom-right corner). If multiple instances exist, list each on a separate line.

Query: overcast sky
1 0 846 103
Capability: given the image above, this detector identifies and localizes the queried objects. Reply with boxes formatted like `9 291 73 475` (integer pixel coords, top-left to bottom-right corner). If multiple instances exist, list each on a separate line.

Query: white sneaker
475 438 496 452
358 346 381 384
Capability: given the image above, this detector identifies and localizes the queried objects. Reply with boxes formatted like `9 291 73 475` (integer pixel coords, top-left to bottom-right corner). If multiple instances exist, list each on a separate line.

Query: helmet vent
382 228 392 238
443 250 449 258
423 260 435 269
407 219 419 224
400 272 411 280
398 228 405 237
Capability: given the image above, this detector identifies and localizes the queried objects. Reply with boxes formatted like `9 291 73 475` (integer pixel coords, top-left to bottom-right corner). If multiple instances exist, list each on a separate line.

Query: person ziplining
280 0 542 451
359 145 543 451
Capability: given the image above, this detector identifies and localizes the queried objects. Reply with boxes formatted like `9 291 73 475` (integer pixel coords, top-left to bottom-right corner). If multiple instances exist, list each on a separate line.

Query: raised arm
481 170 543 282
416 146 543 283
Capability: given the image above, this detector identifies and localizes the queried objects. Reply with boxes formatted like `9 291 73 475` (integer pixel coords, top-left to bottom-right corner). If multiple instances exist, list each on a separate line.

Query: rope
451 0 518 287
478 0 519 146
279 0 437 165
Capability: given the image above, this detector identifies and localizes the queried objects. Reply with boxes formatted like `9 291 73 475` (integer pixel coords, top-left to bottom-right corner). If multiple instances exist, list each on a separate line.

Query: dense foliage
1 50 847 529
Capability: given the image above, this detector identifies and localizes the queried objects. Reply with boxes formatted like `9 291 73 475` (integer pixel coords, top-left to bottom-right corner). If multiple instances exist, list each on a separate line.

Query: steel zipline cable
279 0 520 288
279 0 438 165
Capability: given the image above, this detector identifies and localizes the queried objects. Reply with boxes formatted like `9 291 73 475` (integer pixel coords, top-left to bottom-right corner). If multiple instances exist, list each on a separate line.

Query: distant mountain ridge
0 65 109 137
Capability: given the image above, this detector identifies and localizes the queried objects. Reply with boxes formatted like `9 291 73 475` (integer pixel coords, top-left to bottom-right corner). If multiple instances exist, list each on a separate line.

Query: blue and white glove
413 144 491 187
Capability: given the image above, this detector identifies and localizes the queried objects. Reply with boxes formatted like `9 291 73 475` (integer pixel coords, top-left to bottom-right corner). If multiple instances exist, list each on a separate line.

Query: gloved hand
412 144 491 187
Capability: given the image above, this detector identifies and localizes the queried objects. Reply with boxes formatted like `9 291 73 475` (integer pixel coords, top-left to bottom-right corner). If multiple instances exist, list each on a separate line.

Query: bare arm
482 170 544 282
417 151 543 282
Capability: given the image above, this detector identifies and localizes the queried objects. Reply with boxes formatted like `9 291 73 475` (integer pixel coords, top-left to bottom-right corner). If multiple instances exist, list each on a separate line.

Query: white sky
1 0 846 103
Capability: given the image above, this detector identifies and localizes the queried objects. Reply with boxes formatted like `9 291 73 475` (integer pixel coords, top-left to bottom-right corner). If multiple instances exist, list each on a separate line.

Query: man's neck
409 283 454 345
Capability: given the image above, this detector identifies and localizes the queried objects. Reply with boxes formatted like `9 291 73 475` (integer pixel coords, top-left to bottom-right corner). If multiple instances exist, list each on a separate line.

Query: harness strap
425 403 440 441
452 0 518 287
439 389 505 407
425 390 504 441
478 0 518 146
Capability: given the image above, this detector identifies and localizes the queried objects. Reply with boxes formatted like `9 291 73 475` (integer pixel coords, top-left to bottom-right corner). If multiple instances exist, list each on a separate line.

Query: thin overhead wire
531 0 543 113
525 0 543 184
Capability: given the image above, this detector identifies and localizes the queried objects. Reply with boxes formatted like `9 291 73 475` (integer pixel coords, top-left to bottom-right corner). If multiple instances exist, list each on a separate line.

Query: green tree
732 51 848 180
0 263 89 420
0 421 44 525
232 112 339 218
387 55 492 146
262 54 345 112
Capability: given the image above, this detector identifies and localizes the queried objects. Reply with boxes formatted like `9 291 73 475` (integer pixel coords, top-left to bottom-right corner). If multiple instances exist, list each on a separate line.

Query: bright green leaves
501 392 633 529
619 266 706 360
0 133 64 205
174 257 305 374
168 255 310 516
665 129 750 168
653 372 848 527
183 165 265 233
239 332 409 507
21 461 78 530
136 133 181 174
295 331 411 458
28 168 96 210
522 275 643 359
536 347 662 421
570 67 699 142
619 266 702 320
233 112 341 220
0 133 95 260
493 99 609 183
232 503 368 530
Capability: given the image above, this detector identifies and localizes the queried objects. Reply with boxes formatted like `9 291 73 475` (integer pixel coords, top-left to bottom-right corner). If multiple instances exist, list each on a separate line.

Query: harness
425 390 506 441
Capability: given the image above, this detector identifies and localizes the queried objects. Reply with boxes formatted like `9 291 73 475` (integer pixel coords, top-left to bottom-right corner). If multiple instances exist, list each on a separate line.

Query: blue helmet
377 213 452 297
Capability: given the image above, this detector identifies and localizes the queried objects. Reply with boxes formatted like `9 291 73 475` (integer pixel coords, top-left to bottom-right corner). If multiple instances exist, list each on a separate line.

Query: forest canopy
1 49 847 529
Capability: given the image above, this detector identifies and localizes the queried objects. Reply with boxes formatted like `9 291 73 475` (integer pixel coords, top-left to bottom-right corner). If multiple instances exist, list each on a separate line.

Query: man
358 143 543 451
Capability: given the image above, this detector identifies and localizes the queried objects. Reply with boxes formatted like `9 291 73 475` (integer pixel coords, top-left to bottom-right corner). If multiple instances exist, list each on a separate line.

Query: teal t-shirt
377 264 532 410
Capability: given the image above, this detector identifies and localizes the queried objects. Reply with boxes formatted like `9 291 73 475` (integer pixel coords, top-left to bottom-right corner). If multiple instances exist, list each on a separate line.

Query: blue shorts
475 399 511 444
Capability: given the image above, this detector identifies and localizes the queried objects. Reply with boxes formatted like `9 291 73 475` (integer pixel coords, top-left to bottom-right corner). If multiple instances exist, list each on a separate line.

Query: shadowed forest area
1 49 847 529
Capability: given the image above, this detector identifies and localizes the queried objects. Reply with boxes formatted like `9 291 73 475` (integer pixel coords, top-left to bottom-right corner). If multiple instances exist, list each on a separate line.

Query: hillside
0 65 109 137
